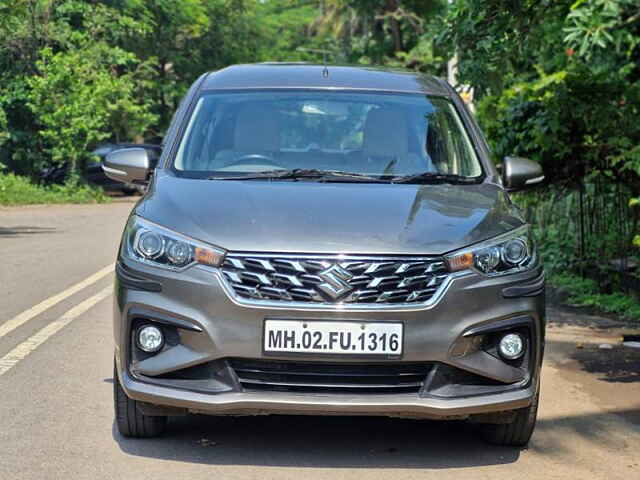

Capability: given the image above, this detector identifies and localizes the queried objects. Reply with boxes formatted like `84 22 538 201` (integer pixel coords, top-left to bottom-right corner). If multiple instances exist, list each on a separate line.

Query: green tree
27 44 156 173
315 0 445 66
439 0 640 186
0 0 152 176
111 0 210 128
439 1 572 95
256 0 326 62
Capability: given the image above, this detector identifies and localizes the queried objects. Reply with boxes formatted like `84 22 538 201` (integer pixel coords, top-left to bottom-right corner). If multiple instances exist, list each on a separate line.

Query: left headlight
121 215 226 270
445 225 536 276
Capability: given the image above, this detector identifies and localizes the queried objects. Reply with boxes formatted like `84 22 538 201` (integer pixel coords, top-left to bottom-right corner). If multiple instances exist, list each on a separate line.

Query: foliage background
0 0 455 179
2 1 636 181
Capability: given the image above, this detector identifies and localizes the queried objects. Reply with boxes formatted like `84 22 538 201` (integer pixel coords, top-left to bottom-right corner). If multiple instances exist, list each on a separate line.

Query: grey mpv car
105 64 545 446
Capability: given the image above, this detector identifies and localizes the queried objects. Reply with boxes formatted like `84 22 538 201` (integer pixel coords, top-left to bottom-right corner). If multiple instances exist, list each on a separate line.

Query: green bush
513 183 636 276
551 272 640 322
0 173 108 206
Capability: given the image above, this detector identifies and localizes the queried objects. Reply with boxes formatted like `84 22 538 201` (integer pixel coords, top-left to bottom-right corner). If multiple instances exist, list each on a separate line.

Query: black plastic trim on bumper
502 272 545 298
116 262 162 292
462 315 533 338
127 306 203 332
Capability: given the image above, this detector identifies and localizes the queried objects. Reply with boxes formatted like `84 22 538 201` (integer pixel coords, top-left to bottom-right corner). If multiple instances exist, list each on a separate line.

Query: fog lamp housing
498 333 525 360
136 325 164 353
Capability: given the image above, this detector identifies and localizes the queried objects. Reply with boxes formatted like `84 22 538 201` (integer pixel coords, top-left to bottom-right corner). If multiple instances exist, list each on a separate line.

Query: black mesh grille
229 359 432 394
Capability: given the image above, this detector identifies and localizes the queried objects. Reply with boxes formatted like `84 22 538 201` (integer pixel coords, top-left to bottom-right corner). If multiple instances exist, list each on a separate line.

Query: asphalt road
1 200 639 480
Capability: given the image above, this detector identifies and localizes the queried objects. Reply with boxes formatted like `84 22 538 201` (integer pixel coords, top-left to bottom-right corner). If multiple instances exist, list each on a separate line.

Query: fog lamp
136 325 164 353
498 333 525 360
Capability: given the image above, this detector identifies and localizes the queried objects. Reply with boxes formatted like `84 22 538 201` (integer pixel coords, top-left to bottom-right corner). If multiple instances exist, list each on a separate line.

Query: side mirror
102 147 158 184
502 156 544 191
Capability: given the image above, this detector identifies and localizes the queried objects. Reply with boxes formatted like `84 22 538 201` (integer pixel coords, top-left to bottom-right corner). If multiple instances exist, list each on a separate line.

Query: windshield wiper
208 169 390 183
390 172 481 184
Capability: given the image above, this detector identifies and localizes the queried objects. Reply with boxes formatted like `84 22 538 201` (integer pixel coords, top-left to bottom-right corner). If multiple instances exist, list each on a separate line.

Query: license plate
264 320 403 356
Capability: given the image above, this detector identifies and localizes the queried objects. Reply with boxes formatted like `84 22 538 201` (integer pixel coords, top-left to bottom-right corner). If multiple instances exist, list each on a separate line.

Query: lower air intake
229 359 432 394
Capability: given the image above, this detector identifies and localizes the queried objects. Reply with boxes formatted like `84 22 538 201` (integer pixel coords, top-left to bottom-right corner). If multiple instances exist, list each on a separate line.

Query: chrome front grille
220 254 450 306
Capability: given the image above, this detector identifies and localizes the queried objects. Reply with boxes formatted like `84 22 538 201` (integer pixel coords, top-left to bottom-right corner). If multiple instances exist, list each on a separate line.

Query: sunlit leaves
564 0 638 59
26 45 156 171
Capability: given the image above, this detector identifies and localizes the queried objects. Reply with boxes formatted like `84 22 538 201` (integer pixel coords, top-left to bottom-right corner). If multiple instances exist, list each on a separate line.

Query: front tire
113 364 166 438
479 391 539 447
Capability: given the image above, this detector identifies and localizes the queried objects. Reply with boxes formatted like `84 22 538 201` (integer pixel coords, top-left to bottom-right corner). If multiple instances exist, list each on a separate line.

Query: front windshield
173 90 483 179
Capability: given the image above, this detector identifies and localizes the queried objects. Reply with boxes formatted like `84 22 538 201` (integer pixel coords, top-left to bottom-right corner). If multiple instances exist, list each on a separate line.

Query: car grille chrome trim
219 253 452 308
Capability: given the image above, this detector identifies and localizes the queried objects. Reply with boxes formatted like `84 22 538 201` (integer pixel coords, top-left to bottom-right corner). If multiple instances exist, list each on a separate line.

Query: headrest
234 104 280 152
363 108 408 158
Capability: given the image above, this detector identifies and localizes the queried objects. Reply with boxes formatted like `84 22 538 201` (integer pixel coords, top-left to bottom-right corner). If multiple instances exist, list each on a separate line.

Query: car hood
136 171 525 255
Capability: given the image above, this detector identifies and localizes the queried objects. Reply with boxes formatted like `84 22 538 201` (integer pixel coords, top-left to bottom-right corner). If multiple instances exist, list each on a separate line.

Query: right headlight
121 215 226 271
445 225 536 276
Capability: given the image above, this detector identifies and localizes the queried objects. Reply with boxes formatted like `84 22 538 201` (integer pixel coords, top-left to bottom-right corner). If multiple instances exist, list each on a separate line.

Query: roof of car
201 63 451 96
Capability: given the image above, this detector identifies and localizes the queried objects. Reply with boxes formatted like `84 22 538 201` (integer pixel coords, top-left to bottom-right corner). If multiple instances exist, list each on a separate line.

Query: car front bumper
113 258 545 419
117 365 536 419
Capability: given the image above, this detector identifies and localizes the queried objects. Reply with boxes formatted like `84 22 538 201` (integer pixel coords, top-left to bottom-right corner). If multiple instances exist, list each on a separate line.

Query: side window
425 103 481 176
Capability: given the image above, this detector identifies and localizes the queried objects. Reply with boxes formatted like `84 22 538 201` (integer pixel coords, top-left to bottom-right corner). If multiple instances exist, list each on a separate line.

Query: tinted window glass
173 91 482 178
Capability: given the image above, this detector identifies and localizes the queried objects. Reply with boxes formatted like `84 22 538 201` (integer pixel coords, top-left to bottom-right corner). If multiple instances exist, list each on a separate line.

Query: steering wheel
224 154 282 169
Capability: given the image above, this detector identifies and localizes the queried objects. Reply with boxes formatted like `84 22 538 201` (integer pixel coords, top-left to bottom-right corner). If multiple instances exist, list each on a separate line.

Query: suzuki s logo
317 264 354 299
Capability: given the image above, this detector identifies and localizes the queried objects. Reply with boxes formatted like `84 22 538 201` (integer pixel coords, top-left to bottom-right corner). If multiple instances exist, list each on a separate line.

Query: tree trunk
385 0 403 53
